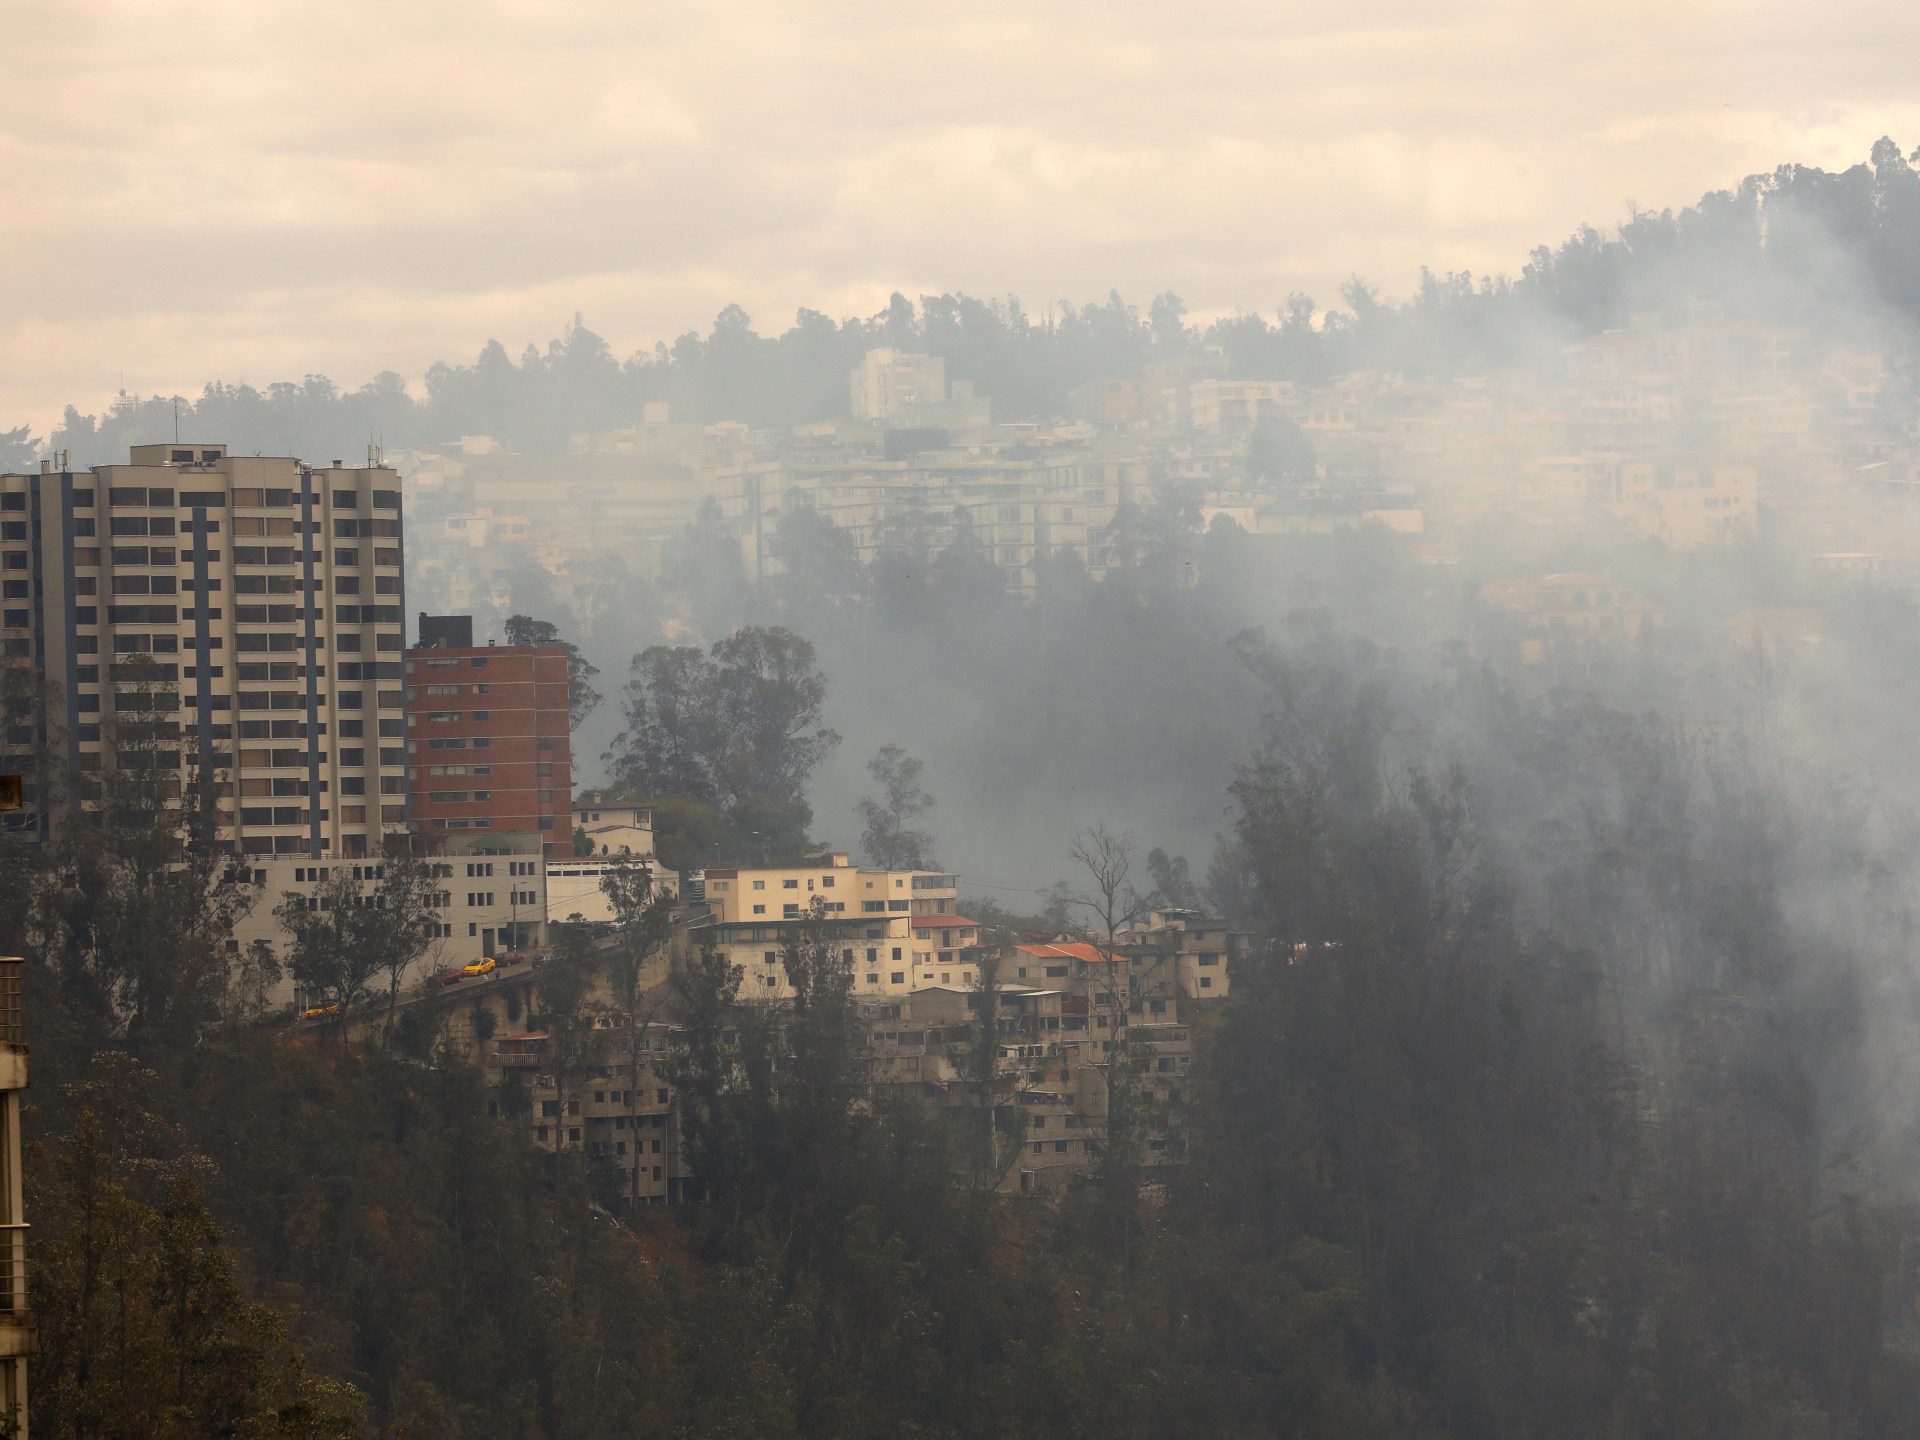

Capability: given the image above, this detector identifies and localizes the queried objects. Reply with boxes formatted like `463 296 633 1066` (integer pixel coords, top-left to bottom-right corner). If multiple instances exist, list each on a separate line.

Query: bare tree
1060 825 1164 1261
857 743 935 869
962 947 1028 1191
601 855 676 1206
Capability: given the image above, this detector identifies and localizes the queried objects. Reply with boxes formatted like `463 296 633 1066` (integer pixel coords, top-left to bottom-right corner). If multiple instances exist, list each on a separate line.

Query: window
891 972 905 985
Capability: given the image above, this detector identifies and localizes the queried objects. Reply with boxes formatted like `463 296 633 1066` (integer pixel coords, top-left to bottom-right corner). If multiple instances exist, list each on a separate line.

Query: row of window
101 484 399 510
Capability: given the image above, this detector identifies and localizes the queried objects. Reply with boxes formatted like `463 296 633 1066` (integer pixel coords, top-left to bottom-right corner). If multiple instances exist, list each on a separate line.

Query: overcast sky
6 0 1920 435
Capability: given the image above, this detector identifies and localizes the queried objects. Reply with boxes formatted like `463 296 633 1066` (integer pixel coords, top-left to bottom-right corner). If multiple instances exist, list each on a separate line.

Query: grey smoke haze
8 0 1920 430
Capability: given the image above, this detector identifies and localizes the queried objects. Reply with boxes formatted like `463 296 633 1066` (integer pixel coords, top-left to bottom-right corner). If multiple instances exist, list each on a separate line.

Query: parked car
463 957 497 977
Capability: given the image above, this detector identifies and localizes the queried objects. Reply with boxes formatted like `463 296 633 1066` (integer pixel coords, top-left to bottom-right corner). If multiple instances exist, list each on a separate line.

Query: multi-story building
405 614 573 857
1111 907 1246 1001
850 349 949 422
570 791 655 857
848 349 989 428
695 851 960 998
1478 572 1662 673
230 828 551 1007
493 1018 684 1203
546 854 679 926
1 443 407 856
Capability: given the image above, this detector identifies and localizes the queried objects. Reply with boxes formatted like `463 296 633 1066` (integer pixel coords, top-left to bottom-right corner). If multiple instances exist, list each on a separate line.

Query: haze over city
11 3 1920 1437
8 0 1920 428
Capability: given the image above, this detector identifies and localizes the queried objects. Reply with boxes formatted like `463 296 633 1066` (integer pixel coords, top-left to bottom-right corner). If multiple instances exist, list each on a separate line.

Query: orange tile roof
1016 941 1114 965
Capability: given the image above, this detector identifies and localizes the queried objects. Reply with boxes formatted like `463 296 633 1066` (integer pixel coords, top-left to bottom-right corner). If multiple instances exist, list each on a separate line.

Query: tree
706 626 840 813
662 497 751 635
1060 825 1160 1261
0 425 37 471
361 852 447 1050
664 941 748 1206
1145 847 1202 910
769 505 863 614
30 1055 365 1439
277 872 383 1024
503 612 603 730
960 947 1026 1190
857 743 936 870
531 923 607 1153
601 857 677 1207
605 645 720 804
607 627 839 860
276 855 440 1041
1246 414 1316 492
25 656 259 1050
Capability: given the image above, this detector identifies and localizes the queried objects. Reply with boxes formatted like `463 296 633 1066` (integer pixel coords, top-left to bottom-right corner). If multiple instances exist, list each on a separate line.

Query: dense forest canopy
21 139 1920 465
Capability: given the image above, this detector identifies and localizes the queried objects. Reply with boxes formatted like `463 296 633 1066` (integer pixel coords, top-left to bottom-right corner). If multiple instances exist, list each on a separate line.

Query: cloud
5 0 1919 431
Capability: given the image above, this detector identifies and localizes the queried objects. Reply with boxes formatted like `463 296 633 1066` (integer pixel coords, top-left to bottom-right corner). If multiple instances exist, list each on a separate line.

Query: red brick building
406 616 573 857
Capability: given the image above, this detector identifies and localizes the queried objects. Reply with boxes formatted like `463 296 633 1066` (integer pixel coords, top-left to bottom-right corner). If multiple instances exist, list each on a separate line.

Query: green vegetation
603 625 839 863
12 586 1920 1435
26 139 1920 463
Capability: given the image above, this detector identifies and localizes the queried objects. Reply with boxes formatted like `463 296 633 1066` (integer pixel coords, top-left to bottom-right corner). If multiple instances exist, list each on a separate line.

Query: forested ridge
9 137 1920 468
13 590 1920 1435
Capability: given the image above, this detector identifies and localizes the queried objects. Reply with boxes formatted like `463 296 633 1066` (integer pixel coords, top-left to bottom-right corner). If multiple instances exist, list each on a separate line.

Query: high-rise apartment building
0 443 408 857
405 614 573 857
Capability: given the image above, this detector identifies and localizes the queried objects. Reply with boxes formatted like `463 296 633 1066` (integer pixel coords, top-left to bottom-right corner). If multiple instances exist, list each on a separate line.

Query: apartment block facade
405 618 573 858
1 443 407 857
696 851 960 998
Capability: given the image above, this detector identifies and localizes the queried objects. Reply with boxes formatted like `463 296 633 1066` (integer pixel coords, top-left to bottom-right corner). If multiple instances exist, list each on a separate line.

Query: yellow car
303 1003 340 1019
463 957 497 977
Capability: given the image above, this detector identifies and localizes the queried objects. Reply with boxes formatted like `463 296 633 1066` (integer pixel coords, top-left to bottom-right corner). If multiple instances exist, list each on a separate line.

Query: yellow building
696 851 959 998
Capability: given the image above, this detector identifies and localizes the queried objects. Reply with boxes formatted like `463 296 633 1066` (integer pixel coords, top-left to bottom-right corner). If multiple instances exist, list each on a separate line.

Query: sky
6 0 1920 436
